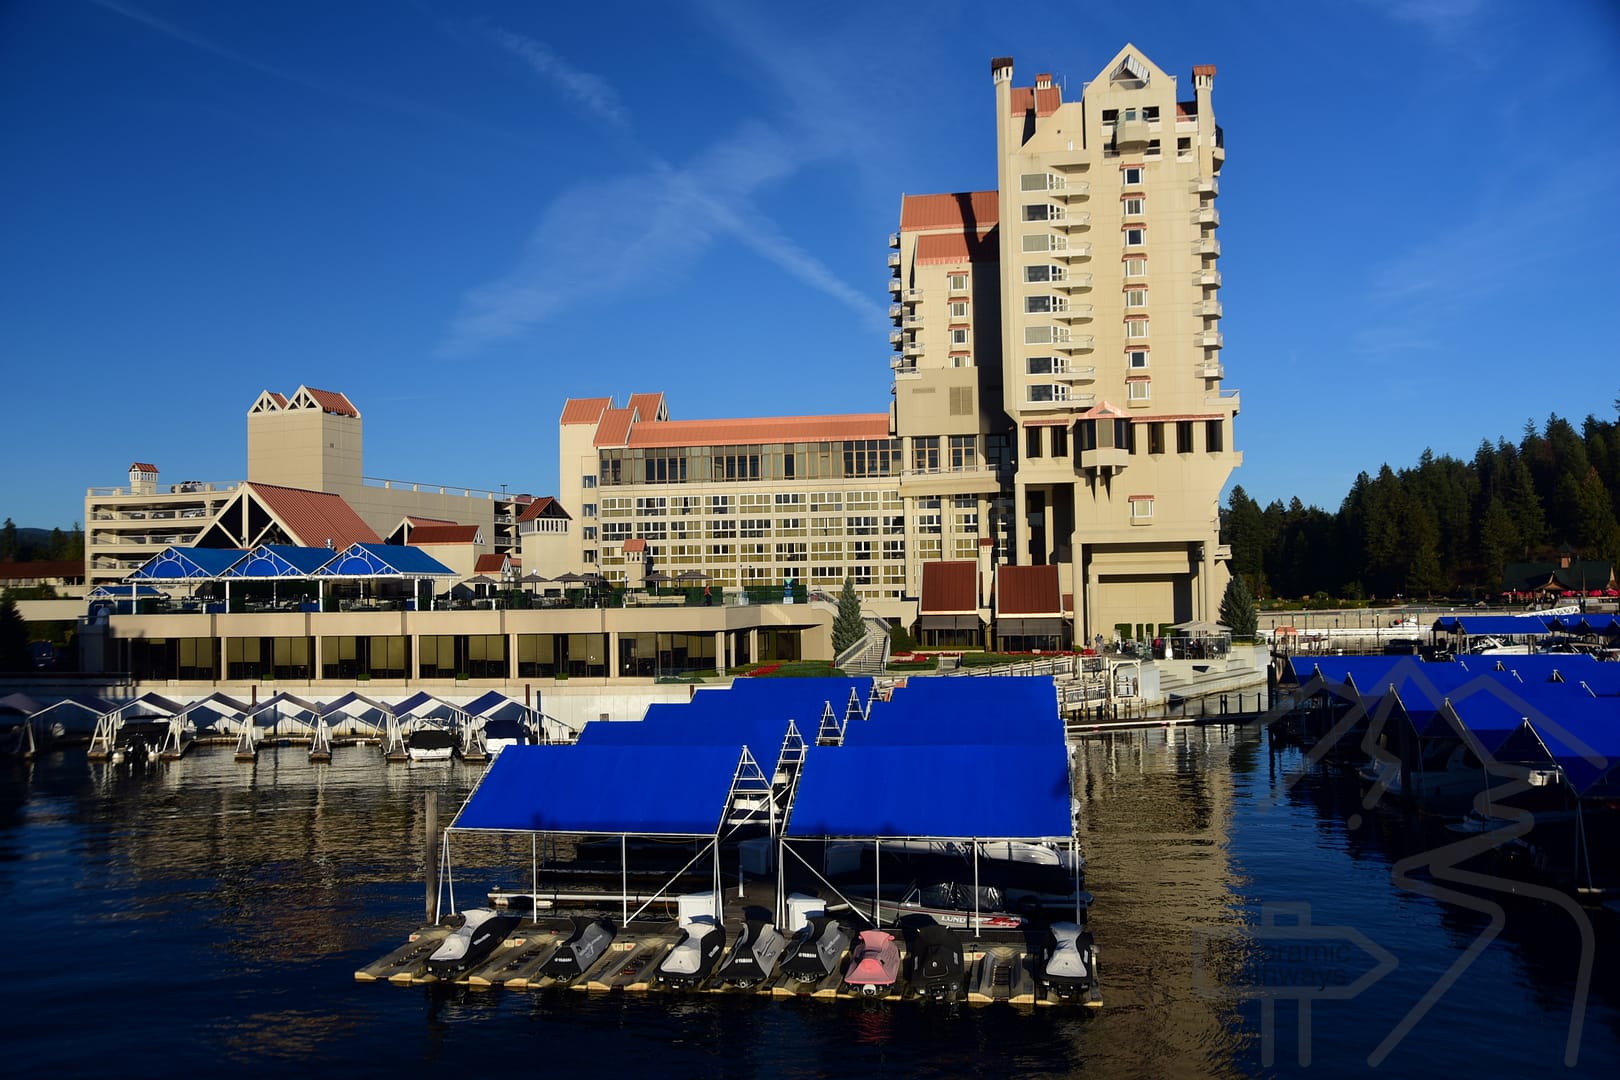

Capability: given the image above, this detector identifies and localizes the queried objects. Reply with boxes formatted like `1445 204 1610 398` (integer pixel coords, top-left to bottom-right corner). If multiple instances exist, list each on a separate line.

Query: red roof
243 482 380 548
303 387 358 417
406 515 455 527
920 560 978 614
268 392 288 407
561 397 613 425
915 233 999 266
900 192 999 232
474 553 510 574
130 462 158 473
627 392 666 421
622 538 646 553
0 560 85 582
408 524 480 545
1192 64 1216 77
627 414 889 449
594 407 636 448
516 496 570 522
1009 85 1062 117
996 564 1062 616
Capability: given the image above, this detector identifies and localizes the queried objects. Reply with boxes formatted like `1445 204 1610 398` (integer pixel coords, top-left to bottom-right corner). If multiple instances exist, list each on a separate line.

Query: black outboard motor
542 917 616 981
908 923 966 1002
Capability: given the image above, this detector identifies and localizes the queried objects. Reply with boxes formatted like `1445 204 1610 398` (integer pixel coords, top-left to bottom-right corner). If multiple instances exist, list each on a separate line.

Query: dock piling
425 793 438 923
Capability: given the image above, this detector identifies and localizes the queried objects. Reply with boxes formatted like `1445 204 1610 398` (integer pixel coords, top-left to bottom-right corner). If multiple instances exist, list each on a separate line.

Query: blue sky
3 0 1618 530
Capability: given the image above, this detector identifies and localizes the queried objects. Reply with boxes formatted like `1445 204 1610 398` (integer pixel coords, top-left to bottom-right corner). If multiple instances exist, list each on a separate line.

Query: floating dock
356 917 1101 1007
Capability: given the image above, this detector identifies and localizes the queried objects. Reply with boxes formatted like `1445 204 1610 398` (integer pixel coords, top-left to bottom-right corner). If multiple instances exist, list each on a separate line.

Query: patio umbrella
552 572 586 585
675 570 709 582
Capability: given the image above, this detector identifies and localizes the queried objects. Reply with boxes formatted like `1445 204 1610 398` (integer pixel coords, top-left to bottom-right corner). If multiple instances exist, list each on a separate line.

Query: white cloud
487 29 631 130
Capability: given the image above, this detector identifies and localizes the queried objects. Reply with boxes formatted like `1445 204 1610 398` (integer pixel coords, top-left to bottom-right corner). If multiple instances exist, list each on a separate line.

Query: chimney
1035 73 1052 90
991 56 1013 83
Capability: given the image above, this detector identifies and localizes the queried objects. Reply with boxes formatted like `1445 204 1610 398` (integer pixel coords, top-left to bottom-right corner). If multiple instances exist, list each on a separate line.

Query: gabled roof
222 545 337 578
130 462 158 473
996 564 1063 616
407 524 481 545
900 191 999 231
516 496 570 522
627 414 890 449
1009 84 1062 116
594 407 637 448
243 482 380 549
622 538 647 553
406 515 455 527
288 385 359 417
920 561 978 614
129 547 246 580
560 397 614 425
474 553 512 574
627 392 667 422
318 542 454 578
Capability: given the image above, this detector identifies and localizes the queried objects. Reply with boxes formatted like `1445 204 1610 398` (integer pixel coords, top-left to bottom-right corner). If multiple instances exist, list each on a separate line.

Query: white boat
406 727 457 762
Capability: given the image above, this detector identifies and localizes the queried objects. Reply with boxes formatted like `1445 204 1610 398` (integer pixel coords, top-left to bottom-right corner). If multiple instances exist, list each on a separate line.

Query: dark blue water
2 727 1614 1077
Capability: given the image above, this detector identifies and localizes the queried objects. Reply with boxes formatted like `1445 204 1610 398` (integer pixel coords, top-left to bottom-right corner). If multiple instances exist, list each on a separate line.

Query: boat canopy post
440 829 455 921
973 838 980 939
621 834 628 927
532 834 538 918
873 837 881 927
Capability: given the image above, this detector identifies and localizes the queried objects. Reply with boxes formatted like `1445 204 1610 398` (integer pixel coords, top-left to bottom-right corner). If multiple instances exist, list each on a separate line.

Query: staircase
836 616 893 675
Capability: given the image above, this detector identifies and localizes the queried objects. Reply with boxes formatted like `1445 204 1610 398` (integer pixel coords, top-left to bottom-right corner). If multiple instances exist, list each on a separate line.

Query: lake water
2 725 1615 1078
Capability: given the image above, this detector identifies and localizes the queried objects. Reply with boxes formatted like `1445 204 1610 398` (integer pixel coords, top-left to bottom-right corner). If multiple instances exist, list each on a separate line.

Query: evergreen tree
833 577 865 653
1477 497 1519 587
1218 573 1258 642
0 597 29 671
0 518 16 561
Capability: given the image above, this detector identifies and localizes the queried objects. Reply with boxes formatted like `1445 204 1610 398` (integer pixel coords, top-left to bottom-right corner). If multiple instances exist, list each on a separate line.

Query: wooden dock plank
582 938 668 991
354 925 450 983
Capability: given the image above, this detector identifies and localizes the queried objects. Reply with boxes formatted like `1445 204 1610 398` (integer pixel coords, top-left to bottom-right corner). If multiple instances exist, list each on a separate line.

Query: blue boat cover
451 744 746 834
849 676 1062 746
786 742 1074 839
1501 684 1620 793
576 700 798 773
1442 694 1530 753
1434 615 1556 637
130 547 246 580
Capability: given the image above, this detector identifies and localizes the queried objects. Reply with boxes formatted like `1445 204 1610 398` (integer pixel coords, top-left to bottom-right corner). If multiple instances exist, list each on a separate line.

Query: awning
998 617 1065 636
919 615 981 631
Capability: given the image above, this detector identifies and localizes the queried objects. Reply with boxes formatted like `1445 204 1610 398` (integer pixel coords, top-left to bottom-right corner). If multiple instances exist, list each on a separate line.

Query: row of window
1024 418 1226 457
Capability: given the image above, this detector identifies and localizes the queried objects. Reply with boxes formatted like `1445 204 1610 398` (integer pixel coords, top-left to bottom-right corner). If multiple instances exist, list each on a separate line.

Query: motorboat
780 913 851 983
716 917 786 989
907 922 965 1002
841 881 1051 931
481 717 530 758
541 917 615 980
405 727 457 762
110 719 171 765
1039 921 1098 1001
842 929 900 997
425 908 521 977
656 914 726 988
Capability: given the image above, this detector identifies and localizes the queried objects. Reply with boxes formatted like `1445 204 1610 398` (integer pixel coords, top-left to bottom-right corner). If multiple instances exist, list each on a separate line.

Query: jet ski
425 908 522 977
716 917 786 989
780 913 851 984
541 916 616 981
1038 921 1097 1000
907 923 965 1002
656 914 726 988
842 929 900 997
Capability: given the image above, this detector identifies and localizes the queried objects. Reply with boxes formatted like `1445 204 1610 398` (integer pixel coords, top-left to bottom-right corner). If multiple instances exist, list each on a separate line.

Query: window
1025 295 1052 314
1127 379 1151 402
1147 422 1165 454
1026 427 1043 458
1177 136 1192 159
1023 204 1052 222
1028 384 1069 403
580 475 597 489
1206 419 1224 453
582 502 597 518
1051 425 1068 457
1127 349 1149 370
1022 234 1053 253
582 526 597 540
1125 318 1149 339
1024 264 1052 283
950 355 973 368
948 272 968 291
1102 108 1118 123
1124 257 1147 278
948 435 977 469
1124 227 1146 247
1026 356 1056 375
1146 139 1160 157
1176 421 1195 453
1122 196 1145 217
1024 326 1055 344
1124 287 1147 308
1122 166 1143 185
1142 106 1159 122
950 328 969 346
949 300 969 318
1130 497 1155 521
1020 172 1052 192
912 436 939 472
1077 419 1097 451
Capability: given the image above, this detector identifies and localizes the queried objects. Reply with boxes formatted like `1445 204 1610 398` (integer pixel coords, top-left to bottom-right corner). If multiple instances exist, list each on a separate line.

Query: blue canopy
221 544 336 578
88 584 167 598
577 704 798 774
786 742 1074 839
451 744 746 834
129 546 246 580
1511 690 1620 794
1443 694 1530 754
391 691 465 722
317 542 453 578
850 676 1062 746
1434 615 1557 638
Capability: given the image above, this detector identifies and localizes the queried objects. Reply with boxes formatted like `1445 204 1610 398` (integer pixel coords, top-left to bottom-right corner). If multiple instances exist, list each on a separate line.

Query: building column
1013 477 1029 565
312 634 323 682
607 631 620 678
714 630 726 676
1200 542 1216 621
508 632 519 685
1041 494 1055 567
747 627 758 666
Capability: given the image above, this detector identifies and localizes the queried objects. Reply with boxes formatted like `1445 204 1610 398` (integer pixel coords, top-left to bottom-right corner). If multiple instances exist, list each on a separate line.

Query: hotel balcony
1052 271 1093 291
889 303 903 322
1197 330 1224 349
890 358 919 376
1193 206 1220 226
888 232 900 249
1026 392 1095 411
1053 365 1097 382
903 338 925 358
1052 241 1092 261
1053 179 1090 200
1200 299 1224 317
1114 118 1152 148
1054 210 1091 231
1079 445 1130 473
901 288 924 304
1053 303 1094 322
1190 176 1219 196
888 279 901 294
889 330 905 347
1054 333 1095 352
1194 237 1221 257
903 312 924 328
1194 269 1222 289
1207 388 1241 413
1196 358 1225 379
